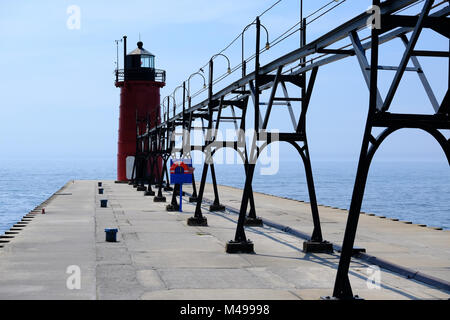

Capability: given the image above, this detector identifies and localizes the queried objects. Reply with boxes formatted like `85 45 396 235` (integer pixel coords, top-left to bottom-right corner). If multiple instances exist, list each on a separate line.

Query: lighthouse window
141 55 154 69
141 56 150 68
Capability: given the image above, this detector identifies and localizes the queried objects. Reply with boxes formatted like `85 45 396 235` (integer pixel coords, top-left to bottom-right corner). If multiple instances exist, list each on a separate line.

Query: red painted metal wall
116 80 164 181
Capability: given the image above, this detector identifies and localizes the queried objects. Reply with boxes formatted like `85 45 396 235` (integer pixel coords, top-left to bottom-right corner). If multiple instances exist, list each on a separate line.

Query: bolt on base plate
166 204 179 211
320 295 363 300
153 196 166 203
351 247 366 256
209 203 225 212
335 247 366 256
225 240 255 254
244 217 263 227
187 216 208 226
303 240 334 253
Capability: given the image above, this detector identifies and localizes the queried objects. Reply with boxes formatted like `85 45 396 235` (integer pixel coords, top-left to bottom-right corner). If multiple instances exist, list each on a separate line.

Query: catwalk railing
115 68 166 83
129 0 449 299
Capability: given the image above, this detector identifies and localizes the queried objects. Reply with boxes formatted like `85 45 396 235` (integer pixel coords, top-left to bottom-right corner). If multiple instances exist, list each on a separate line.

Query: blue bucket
100 199 108 207
105 228 118 242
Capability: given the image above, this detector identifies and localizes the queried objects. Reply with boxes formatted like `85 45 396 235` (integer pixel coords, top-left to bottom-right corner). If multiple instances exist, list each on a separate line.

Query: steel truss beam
142 4 449 141
161 0 426 122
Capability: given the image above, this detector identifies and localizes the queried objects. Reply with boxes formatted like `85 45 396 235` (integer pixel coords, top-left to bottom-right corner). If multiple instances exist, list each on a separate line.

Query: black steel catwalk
127 0 449 299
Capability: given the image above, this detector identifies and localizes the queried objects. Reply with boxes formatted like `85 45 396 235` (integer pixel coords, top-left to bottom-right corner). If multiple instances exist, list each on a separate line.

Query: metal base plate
225 240 255 254
209 203 225 212
164 186 173 191
137 186 147 191
166 204 179 211
351 247 366 255
303 240 334 253
153 196 166 203
187 216 208 226
336 247 367 256
189 197 198 203
321 295 363 300
144 190 155 196
244 217 263 227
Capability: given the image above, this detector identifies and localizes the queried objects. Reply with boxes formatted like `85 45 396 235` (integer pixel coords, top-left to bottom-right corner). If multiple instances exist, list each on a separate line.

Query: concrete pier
0 180 448 300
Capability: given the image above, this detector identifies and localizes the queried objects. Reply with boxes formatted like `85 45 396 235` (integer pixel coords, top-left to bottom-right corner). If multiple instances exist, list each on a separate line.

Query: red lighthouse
115 36 165 181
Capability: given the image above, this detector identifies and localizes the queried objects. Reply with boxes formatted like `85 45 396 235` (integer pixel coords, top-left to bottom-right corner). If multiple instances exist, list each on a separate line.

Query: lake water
0 157 448 234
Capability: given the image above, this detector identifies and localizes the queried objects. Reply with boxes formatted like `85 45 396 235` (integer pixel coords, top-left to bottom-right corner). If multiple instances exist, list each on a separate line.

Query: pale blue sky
0 0 448 164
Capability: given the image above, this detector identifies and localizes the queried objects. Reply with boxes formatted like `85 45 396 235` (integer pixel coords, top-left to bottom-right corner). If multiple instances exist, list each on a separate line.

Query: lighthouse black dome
124 41 156 81
128 41 155 57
